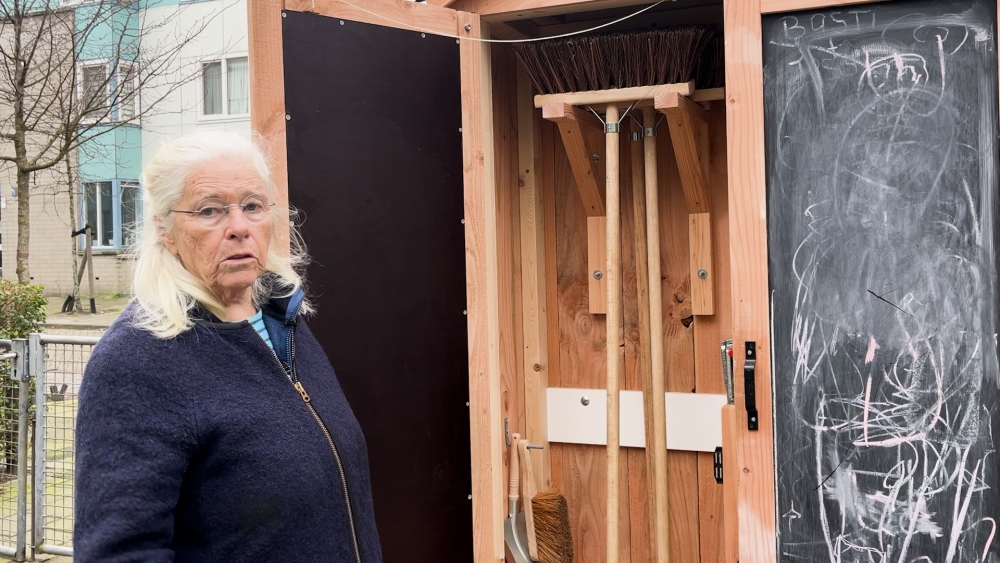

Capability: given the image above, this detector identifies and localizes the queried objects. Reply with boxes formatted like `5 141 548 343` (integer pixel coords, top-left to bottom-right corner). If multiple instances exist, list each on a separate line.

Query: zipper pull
293 381 311 403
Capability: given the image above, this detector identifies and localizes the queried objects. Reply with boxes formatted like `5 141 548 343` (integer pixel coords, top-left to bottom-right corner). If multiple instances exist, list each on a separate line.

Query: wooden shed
249 0 1000 561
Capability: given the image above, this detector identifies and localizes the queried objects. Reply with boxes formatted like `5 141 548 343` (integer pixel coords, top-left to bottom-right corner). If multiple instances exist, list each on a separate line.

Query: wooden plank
657 103 701 563
249 0 289 250
642 107 670 563
587 217 608 315
543 103 605 217
552 103 606 563
760 0 881 14
691 88 726 103
721 405 739 563
604 103 622 563
516 65 550 491
535 83 694 109
688 213 714 316
449 0 656 20
657 92 709 125
723 0 778 560
661 106 710 215
284 0 459 36
458 13 505 563
695 101 732 563
492 45 524 548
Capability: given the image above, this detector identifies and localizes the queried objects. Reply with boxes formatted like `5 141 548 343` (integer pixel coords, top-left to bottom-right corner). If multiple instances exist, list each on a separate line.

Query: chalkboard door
282 11 472 562
764 1 1000 562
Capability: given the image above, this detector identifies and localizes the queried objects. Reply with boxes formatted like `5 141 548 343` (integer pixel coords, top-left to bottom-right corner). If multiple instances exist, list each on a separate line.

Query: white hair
131 131 311 339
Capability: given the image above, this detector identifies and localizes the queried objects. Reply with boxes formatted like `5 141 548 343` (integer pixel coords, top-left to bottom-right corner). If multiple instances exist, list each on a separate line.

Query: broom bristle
531 488 574 563
513 26 723 95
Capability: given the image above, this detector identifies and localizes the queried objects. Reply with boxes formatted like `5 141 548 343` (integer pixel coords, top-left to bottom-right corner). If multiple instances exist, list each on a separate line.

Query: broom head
531 488 573 563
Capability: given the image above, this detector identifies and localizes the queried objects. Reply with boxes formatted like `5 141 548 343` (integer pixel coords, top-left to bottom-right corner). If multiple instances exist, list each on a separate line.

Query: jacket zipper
266 329 363 563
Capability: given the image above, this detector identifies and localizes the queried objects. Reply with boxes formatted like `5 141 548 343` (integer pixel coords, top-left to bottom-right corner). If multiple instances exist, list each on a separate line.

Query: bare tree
0 0 215 283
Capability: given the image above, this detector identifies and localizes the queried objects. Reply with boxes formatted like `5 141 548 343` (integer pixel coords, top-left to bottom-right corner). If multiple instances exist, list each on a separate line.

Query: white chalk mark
981 517 996 562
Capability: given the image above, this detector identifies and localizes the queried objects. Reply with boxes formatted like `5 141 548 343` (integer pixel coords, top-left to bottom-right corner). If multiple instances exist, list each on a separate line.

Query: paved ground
41 296 129 332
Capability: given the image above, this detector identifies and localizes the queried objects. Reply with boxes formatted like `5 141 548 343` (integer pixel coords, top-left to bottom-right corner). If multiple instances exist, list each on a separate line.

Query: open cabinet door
250 1 502 562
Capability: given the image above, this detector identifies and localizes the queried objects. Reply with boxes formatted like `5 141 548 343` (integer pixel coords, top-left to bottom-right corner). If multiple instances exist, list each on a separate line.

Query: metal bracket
605 122 619 134
744 341 758 431
713 447 723 484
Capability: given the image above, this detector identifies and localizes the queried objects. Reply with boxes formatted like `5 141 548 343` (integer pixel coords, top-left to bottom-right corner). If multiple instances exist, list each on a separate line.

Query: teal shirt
247 309 274 349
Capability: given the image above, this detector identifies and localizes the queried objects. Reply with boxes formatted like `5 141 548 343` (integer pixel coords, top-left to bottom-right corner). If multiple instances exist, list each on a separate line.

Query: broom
519 440 573 563
513 26 723 95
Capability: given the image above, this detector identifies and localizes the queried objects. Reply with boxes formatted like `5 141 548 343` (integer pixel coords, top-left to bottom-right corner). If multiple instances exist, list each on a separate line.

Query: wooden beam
658 96 710 215
249 0 289 251
535 82 694 109
426 0 458 6
721 405 739 563
543 103 605 217
604 102 622 563
691 87 726 104
516 66 551 492
285 0 459 36
449 0 662 22
588 216 608 314
724 0 778 560
657 91 709 126
458 12 505 563
689 213 714 316
760 0 881 14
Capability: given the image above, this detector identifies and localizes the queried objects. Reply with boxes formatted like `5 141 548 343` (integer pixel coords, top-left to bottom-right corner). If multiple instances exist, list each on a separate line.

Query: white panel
546 388 728 453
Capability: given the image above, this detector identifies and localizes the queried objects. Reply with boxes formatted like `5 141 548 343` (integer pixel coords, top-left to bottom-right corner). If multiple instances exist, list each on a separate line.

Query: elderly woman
74 132 382 563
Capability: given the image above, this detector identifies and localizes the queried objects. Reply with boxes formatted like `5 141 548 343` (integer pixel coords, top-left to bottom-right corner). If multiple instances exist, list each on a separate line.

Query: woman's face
162 158 273 304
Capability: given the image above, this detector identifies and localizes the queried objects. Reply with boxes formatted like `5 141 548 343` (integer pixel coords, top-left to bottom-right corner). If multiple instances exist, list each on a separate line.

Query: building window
81 180 142 250
201 55 249 118
117 63 138 121
80 61 110 119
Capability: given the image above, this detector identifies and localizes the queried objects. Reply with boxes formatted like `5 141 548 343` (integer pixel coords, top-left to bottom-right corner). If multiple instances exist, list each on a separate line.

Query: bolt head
465 23 472 31
593 269 603 280
581 396 590 406
697 268 708 279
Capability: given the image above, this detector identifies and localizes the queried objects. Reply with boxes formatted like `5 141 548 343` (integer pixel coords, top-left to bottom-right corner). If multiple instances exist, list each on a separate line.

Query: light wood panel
587 217 608 314
249 0 288 250
694 102 731 563
458 13 505 563
516 65 551 491
492 45 524 541
688 213 714 316
543 103 606 217
285 0 459 35
760 0 880 14
536 83 695 109
723 0 778 562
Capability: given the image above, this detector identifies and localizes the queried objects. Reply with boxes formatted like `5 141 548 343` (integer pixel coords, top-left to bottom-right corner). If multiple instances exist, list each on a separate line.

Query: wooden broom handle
509 433 521 503
605 102 622 563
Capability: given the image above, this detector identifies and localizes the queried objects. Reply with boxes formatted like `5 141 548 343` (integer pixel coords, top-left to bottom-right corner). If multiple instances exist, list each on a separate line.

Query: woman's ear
155 215 178 255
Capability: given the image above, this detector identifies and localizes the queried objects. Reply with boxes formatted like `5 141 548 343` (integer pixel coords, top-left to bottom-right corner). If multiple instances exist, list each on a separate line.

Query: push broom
515 25 723 563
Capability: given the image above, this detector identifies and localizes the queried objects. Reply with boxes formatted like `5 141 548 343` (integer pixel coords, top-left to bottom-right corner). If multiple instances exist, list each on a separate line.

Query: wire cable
306 0 670 43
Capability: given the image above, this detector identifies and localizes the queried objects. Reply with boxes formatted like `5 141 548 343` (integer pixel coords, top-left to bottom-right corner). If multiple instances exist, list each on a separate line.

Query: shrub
0 279 46 339
0 280 45 476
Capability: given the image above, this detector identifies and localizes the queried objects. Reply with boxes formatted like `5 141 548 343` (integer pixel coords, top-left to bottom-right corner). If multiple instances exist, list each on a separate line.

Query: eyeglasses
170 195 275 227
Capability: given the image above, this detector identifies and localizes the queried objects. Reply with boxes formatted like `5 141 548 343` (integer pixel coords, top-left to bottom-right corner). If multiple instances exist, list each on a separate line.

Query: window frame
115 61 140 123
79 179 142 252
198 53 251 122
77 59 111 124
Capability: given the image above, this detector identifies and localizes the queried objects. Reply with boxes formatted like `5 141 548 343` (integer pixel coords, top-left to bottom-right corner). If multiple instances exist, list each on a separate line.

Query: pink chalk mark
983 517 996 563
865 337 879 364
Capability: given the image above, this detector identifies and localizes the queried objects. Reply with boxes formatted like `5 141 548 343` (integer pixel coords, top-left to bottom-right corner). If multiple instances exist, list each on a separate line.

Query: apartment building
0 0 249 297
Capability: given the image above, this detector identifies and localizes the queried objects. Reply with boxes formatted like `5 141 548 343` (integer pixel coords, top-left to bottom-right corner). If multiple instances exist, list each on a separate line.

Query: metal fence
0 334 99 561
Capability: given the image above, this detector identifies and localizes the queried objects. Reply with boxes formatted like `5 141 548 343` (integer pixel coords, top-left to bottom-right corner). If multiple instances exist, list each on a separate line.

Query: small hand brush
519 440 573 563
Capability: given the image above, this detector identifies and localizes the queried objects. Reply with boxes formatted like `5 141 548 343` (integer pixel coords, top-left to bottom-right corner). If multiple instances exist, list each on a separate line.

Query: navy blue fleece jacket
74 291 383 563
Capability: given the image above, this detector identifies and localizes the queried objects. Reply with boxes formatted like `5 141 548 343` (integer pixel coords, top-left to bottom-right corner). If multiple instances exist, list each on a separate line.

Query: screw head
465 23 472 31
581 396 590 406
281 12 286 17
593 269 603 280
285 115 290 120
340 20 345 25
592 153 600 162
697 268 708 279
